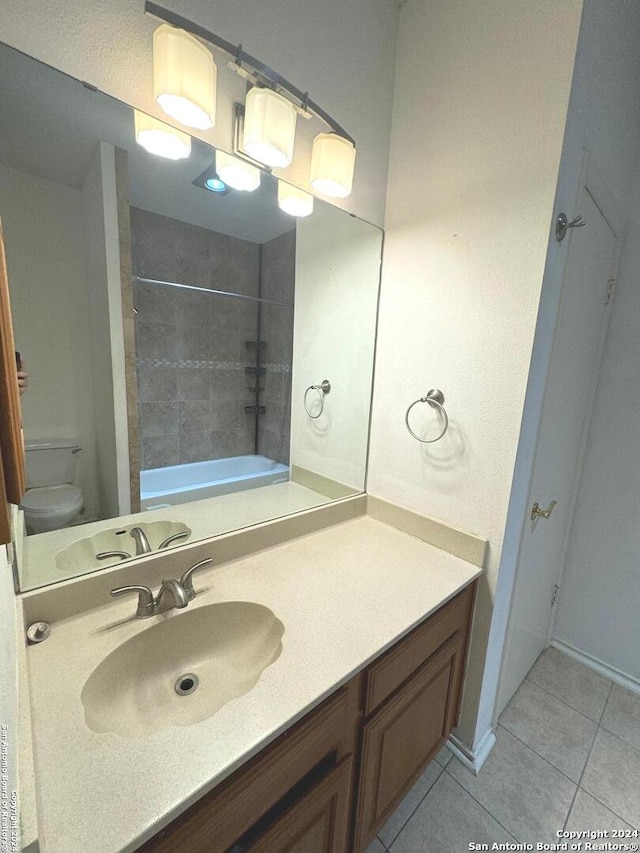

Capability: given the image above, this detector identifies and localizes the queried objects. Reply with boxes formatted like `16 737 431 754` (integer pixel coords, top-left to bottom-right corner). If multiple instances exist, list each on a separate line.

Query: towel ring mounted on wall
405 389 449 443
304 380 331 418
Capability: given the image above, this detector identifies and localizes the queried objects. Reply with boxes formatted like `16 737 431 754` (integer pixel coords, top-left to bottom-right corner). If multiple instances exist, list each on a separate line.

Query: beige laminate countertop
25 515 482 853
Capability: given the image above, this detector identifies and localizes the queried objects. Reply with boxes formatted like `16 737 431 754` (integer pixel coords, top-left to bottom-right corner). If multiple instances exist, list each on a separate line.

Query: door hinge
551 584 560 607
605 278 616 304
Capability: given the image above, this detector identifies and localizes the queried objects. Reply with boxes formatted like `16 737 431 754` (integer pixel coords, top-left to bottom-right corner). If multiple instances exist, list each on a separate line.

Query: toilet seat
21 484 83 516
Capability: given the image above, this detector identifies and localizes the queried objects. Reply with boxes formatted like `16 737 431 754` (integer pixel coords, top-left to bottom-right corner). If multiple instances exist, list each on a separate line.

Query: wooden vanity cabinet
353 583 475 850
138 582 475 853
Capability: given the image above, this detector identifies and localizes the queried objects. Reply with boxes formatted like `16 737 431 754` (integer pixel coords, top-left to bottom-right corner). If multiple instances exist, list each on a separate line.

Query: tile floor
366 647 640 852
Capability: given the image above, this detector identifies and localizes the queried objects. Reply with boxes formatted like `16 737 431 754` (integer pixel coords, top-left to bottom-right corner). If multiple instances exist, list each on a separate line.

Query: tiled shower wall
129 207 295 470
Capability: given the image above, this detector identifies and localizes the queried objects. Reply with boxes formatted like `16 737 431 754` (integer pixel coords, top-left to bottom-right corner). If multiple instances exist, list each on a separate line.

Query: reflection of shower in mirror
141 455 289 510
130 206 295 508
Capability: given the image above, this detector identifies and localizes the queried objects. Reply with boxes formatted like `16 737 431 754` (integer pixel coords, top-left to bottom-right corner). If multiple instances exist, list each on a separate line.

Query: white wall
0 163 101 521
479 0 640 734
367 0 582 746
0 0 398 228
291 205 381 488
82 142 130 519
0 545 18 850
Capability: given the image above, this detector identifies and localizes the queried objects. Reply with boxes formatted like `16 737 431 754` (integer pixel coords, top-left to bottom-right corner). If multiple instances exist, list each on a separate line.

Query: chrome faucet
155 578 189 612
95 530 189 563
110 558 213 618
130 526 152 556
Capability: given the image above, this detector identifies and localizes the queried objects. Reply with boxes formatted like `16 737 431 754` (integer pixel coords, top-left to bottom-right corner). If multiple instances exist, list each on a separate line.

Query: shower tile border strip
136 358 292 373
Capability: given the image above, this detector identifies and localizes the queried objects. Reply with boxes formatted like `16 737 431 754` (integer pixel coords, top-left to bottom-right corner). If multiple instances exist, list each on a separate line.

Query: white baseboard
551 638 640 696
447 727 496 775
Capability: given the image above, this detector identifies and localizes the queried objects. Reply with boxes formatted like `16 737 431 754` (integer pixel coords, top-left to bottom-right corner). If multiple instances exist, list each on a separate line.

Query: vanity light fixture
153 23 216 130
277 181 314 217
134 110 192 160
145 3 357 197
216 150 261 192
242 87 297 169
310 133 356 199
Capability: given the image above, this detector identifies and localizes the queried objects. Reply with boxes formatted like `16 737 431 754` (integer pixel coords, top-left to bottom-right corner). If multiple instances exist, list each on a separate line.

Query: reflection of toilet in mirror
20 440 84 533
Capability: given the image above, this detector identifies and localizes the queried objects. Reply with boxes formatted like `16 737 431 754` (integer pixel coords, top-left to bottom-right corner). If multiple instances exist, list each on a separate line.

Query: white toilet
21 440 84 534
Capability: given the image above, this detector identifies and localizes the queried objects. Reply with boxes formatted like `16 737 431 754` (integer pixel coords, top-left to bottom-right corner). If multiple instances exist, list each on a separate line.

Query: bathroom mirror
0 42 382 591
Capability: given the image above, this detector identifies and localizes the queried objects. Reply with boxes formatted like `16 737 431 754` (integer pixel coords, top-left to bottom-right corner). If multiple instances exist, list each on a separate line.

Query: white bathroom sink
80 602 285 737
54 521 191 573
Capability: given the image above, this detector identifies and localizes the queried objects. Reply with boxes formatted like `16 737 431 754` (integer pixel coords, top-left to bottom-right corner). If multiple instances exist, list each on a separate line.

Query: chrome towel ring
405 389 448 443
304 379 331 418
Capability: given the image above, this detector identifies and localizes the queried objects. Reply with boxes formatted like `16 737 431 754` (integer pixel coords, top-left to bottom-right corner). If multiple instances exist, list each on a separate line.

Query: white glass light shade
243 87 297 168
277 182 314 217
216 151 261 192
310 133 356 198
134 111 192 160
153 24 216 130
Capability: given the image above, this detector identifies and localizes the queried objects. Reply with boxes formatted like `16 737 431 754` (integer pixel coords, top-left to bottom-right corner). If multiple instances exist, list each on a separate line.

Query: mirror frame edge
0 450 10 545
0 217 26 541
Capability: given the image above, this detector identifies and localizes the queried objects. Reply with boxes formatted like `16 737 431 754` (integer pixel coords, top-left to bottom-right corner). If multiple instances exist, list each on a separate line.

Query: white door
497 180 619 713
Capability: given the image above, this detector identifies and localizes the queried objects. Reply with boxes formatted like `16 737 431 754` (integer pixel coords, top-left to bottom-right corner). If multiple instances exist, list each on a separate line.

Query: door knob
530 500 557 521
555 213 586 242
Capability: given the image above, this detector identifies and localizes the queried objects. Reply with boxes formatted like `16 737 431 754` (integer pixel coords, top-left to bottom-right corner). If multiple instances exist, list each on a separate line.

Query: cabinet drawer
364 584 474 714
136 678 360 853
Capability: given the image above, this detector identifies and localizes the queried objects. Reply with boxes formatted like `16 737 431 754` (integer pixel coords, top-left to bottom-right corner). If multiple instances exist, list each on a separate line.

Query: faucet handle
97 550 132 561
180 558 213 601
110 584 155 618
158 531 189 550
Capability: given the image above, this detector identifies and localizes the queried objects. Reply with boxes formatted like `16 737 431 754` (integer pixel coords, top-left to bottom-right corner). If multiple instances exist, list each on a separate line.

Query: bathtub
140 455 290 510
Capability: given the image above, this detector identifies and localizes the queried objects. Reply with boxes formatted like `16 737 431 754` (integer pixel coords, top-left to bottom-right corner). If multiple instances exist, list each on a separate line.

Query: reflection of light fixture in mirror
153 24 216 130
310 133 356 198
134 110 192 160
278 181 314 217
243 87 297 168
216 151 261 192
192 164 231 195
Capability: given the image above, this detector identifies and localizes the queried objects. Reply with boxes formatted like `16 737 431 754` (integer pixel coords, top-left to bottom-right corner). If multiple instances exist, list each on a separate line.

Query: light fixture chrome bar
232 102 270 171
133 276 293 308
144 1 356 146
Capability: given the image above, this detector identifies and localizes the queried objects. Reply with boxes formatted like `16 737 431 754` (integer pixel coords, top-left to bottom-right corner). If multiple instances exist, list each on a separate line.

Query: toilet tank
25 440 81 488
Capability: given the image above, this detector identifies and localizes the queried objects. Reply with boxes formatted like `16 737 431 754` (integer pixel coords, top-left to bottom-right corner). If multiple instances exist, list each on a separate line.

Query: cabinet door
247 757 353 853
355 631 465 849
